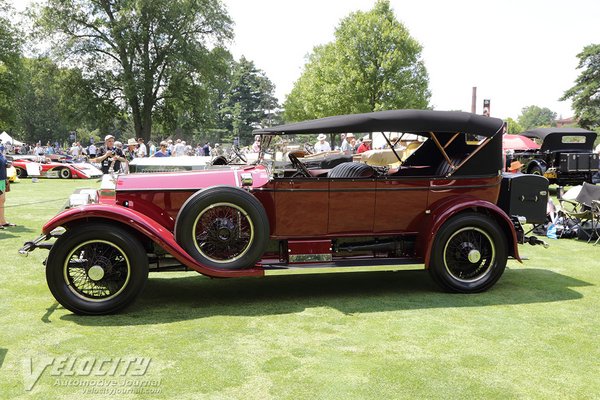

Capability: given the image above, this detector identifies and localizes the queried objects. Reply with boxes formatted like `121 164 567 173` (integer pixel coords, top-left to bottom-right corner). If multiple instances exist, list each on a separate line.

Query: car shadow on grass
0 225 36 238
60 267 592 326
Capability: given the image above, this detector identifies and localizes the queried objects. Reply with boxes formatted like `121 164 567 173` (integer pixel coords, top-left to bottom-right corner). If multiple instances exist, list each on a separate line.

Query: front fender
418 196 520 268
42 204 264 278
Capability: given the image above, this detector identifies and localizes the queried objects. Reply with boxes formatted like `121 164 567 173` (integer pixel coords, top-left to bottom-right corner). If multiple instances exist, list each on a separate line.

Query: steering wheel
232 147 247 163
288 153 311 178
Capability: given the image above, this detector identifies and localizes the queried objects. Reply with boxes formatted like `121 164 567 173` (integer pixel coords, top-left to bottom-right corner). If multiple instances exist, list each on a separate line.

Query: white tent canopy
0 131 24 146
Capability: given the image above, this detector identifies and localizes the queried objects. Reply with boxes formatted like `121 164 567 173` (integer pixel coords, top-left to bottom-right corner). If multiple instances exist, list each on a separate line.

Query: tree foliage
561 43 600 129
35 0 234 141
517 105 557 130
284 0 430 121
0 0 23 129
15 58 116 145
504 117 523 134
220 57 278 144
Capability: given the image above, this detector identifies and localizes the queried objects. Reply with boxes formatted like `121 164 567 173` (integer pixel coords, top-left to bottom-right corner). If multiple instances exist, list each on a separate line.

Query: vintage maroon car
21 110 549 315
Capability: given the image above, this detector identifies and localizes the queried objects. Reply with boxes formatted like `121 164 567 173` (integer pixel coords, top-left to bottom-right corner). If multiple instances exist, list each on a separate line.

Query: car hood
115 165 271 191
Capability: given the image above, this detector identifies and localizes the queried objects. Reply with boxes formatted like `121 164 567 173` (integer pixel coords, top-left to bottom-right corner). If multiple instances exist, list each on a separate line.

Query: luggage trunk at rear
497 173 549 224
559 152 599 173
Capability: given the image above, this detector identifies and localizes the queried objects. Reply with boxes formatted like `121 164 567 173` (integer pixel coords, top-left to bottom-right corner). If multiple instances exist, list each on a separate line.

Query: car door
373 176 430 233
272 177 329 237
328 178 377 234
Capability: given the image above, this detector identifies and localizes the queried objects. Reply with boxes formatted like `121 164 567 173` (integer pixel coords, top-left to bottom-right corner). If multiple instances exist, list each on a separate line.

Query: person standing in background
90 135 126 174
314 134 331 153
0 152 15 229
153 141 169 157
148 141 156 156
356 136 372 154
340 133 356 154
137 138 147 158
87 142 97 158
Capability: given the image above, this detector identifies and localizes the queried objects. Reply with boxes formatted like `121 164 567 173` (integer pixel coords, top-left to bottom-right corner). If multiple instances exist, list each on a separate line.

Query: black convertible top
254 109 504 137
522 128 596 141
522 128 597 152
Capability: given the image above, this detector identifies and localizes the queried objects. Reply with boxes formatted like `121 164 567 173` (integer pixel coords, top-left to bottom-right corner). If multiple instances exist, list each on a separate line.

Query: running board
262 258 425 276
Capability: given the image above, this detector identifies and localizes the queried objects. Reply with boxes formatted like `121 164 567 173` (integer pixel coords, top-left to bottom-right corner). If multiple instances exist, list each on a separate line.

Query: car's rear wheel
46 223 148 315
529 165 544 176
59 168 72 179
175 186 269 270
15 167 27 178
429 212 507 293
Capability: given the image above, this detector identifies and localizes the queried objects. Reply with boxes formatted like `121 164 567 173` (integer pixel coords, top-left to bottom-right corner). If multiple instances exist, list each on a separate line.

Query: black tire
211 156 228 165
174 186 269 270
429 212 507 293
327 162 374 178
15 167 27 178
46 223 148 315
529 165 544 176
59 168 72 179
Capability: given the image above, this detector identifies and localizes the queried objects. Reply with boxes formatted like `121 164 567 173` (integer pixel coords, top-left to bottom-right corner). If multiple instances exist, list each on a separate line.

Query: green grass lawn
1 179 599 399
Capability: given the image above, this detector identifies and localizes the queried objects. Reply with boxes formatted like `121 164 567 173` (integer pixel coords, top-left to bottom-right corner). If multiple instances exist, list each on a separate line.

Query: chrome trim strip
234 170 240 187
263 263 425 276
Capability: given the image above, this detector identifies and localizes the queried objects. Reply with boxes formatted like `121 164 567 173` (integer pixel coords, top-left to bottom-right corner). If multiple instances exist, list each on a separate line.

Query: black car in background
514 128 599 186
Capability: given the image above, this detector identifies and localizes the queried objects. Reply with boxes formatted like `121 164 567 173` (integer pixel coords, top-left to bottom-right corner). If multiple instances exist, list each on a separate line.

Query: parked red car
11 155 102 179
21 110 549 314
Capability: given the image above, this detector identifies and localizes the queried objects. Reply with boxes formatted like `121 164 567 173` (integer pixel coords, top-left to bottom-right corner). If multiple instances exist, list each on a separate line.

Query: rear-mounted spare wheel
175 186 269 270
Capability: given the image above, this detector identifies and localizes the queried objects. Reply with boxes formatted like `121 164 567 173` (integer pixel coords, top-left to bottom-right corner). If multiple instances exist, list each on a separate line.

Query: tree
15 58 116 144
35 0 233 142
0 0 23 129
284 0 430 121
517 105 557 130
505 117 523 134
561 44 600 129
220 57 279 144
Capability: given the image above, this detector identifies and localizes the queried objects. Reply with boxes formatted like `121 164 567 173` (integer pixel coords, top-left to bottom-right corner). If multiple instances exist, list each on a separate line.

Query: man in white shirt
137 138 147 158
314 134 331 153
87 142 97 158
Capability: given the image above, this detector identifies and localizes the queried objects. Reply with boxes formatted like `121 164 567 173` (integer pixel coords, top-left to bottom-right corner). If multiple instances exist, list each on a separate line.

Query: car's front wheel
429 213 507 293
46 223 148 315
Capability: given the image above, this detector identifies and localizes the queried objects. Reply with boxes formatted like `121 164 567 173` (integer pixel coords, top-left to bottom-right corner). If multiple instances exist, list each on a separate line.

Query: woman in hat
314 134 331 153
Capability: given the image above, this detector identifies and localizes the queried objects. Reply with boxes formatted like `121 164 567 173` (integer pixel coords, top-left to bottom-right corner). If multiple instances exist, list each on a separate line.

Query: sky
11 0 600 120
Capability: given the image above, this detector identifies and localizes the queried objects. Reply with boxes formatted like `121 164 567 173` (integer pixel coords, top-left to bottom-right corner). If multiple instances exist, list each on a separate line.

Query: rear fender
417 197 520 268
42 204 264 278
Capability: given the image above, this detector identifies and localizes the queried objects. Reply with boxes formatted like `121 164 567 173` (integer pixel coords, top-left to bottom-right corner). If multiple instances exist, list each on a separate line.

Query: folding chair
558 183 600 242
592 200 600 246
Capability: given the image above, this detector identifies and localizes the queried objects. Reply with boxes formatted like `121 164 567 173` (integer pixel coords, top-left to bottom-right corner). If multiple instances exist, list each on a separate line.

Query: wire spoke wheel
193 202 254 264
63 240 131 302
429 213 507 293
443 227 495 283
